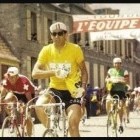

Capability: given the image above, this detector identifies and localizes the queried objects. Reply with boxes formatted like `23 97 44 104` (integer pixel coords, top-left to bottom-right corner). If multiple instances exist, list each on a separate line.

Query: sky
89 3 140 15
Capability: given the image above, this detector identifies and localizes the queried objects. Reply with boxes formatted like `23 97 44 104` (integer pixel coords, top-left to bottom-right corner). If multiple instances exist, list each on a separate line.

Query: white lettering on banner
72 14 140 22
74 19 140 32
72 15 140 41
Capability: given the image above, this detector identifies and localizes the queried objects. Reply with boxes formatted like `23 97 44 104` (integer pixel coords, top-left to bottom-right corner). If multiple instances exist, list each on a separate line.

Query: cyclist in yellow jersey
32 22 88 137
105 57 129 133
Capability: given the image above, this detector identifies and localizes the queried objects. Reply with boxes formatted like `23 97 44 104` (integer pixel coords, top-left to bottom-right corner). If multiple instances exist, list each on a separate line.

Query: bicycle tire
61 115 68 137
23 117 35 137
107 111 118 137
1 116 21 137
42 129 58 137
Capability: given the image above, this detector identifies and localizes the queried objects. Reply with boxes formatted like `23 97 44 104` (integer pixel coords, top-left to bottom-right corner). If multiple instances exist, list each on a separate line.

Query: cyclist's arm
32 61 55 79
78 60 88 96
124 75 129 85
105 74 111 83
0 86 8 100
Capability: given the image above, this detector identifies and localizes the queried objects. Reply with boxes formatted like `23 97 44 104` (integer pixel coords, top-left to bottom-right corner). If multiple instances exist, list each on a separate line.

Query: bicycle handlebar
29 102 65 109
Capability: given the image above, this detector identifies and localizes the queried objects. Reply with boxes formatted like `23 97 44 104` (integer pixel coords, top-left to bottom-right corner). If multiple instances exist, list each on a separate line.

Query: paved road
0 111 140 137
33 111 140 137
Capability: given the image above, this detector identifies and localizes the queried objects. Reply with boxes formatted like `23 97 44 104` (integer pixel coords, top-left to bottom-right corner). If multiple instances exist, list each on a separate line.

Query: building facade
0 4 140 90
0 3 94 88
83 7 140 89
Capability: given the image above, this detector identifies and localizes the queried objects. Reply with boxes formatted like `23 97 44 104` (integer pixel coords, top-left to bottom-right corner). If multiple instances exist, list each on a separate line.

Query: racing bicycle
26 89 68 137
0 95 34 137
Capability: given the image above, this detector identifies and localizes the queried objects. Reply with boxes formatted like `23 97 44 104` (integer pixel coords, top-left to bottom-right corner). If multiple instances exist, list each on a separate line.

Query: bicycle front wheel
43 129 58 137
1 116 20 137
107 111 118 137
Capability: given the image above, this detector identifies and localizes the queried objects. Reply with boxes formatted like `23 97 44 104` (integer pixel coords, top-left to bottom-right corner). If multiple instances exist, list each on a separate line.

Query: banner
72 15 140 41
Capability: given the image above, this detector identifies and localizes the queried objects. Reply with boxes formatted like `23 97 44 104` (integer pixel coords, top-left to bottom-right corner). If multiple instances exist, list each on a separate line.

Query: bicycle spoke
1 116 19 137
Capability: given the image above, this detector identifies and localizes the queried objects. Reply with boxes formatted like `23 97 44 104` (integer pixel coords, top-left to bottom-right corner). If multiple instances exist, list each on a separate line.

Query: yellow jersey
37 42 84 91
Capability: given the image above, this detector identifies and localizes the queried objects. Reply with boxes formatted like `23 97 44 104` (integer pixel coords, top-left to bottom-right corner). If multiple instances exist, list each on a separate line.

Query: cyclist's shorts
110 90 126 100
49 88 81 109
14 92 35 103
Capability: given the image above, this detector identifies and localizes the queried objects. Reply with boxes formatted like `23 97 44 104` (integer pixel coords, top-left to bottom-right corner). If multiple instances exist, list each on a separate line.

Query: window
93 41 97 51
1 64 10 79
73 33 81 44
128 42 131 59
31 12 37 41
85 32 89 42
26 10 37 41
114 40 117 55
100 41 104 52
48 19 53 43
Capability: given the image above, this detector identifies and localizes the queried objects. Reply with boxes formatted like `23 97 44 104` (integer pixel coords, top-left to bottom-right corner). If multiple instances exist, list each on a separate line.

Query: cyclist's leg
3 92 18 115
105 93 112 115
118 99 124 123
80 98 86 119
35 90 55 128
117 91 126 133
125 97 130 123
66 103 82 137
4 91 17 102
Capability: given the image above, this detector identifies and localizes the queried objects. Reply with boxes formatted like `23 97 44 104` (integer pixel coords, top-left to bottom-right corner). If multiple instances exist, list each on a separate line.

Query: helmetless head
113 57 122 64
50 22 67 33
7 67 19 76
50 22 68 47
113 57 122 69
6 67 19 84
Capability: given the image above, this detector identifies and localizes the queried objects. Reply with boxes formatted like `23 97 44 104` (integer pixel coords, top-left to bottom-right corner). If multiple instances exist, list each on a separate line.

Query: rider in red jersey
0 67 36 136
1 67 36 103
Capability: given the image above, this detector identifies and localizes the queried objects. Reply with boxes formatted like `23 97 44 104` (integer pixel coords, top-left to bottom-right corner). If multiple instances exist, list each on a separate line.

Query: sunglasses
51 31 66 37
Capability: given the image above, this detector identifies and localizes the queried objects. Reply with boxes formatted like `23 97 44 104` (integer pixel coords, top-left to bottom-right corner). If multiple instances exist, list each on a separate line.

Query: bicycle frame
26 89 68 137
102 94 120 137
0 100 26 137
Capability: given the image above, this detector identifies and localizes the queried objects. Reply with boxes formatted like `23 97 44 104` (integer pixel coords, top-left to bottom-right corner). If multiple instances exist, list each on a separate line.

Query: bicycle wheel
107 111 118 137
23 117 35 137
1 116 20 137
42 129 58 137
61 115 68 137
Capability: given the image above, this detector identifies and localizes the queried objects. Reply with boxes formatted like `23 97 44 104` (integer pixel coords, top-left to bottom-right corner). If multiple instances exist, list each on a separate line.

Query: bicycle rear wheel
42 129 58 137
107 111 118 137
1 116 20 137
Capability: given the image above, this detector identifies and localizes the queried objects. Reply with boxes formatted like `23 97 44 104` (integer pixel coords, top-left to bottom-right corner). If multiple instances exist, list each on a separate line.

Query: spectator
90 86 100 116
85 83 93 119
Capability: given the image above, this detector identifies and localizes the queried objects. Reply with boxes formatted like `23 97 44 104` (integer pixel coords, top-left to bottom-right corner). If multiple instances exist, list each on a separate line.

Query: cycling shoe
118 125 124 134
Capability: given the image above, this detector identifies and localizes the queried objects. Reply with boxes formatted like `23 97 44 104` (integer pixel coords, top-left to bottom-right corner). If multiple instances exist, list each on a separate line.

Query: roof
0 36 20 62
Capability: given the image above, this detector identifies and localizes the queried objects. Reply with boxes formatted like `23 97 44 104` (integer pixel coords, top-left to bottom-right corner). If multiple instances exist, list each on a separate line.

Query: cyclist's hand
113 79 125 83
80 97 86 106
55 69 69 79
71 87 85 98
106 78 112 83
